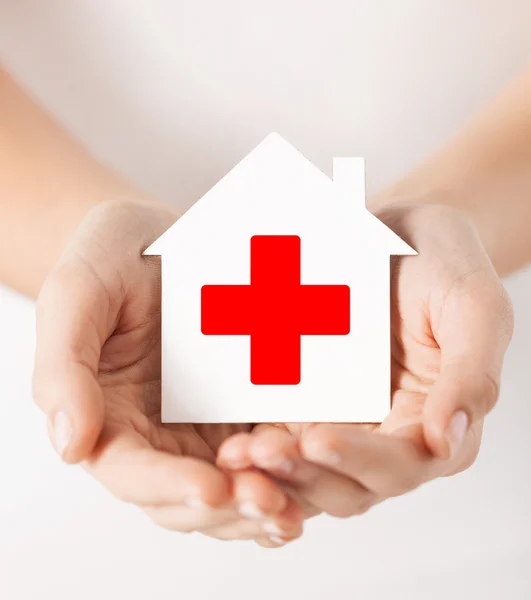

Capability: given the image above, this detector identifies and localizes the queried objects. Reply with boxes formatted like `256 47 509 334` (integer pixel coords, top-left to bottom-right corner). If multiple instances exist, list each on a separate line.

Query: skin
33 199 305 546
1 63 530 545
218 203 512 517
1 67 302 546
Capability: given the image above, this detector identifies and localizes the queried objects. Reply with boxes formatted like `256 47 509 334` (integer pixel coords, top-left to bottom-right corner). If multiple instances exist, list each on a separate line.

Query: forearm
371 67 531 276
0 67 151 297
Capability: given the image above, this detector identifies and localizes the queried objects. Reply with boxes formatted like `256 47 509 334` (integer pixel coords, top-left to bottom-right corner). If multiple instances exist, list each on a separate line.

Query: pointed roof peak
144 133 417 257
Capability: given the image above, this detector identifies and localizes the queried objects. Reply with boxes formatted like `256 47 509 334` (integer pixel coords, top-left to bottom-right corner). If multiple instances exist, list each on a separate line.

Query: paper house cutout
144 134 416 423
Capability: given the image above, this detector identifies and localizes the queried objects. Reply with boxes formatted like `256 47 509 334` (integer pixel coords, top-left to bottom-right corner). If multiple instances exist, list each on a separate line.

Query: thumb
423 275 513 460
33 264 112 464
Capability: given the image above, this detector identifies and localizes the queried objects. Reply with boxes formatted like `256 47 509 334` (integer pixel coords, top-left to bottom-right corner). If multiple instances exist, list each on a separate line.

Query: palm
282 254 456 454
372 205 496 468
216 204 511 524
94 260 250 465
35 201 305 542
45 201 253 470
285 206 490 469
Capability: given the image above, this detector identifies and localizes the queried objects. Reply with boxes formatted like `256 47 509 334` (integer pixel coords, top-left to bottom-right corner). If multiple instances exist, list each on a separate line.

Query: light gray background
1 2 530 598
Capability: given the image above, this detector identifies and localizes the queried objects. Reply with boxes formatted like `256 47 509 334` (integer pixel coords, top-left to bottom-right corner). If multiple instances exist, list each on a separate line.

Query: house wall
343 252 393 419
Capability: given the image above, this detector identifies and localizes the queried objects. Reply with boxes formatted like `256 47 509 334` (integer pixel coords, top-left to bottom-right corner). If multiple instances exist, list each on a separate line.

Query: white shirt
1 2 530 599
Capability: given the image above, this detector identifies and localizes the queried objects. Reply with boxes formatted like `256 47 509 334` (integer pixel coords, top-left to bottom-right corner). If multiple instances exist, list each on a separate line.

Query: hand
32 199 303 545
218 204 514 519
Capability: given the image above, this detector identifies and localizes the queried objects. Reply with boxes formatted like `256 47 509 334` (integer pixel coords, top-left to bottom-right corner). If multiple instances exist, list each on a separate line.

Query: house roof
144 133 416 257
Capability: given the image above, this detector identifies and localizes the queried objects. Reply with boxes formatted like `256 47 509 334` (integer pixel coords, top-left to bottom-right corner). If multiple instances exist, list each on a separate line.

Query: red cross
201 235 350 385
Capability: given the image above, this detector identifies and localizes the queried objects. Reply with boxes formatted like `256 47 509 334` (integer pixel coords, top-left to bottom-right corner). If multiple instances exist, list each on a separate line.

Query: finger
218 436 307 519
259 495 304 539
216 424 298 471
33 264 113 463
245 424 299 474
144 476 304 538
300 424 440 498
143 502 242 534
246 425 377 518
203 497 304 541
201 519 263 540
254 498 305 546
231 469 290 519
142 505 235 533
217 432 255 470
144 473 299 535
84 427 230 507
424 273 513 459
254 536 293 548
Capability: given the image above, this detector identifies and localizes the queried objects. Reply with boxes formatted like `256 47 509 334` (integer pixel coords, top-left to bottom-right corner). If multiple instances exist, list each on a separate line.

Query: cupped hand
218 203 514 519
32 200 302 546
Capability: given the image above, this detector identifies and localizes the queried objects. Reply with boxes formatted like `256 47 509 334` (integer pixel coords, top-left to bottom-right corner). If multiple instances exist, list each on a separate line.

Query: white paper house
144 134 416 423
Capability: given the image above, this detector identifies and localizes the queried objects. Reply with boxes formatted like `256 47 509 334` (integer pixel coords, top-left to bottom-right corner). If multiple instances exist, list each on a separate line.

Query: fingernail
219 450 249 469
321 452 341 467
269 536 287 546
308 447 341 467
259 458 294 474
303 440 341 466
238 501 266 520
263 522 285 536
52 411 72 458
447 411 469 457
184 497 209 509
275 459 294 474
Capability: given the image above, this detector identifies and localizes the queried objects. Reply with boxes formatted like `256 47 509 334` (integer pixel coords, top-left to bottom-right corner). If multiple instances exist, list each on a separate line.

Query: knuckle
301 430 336 461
